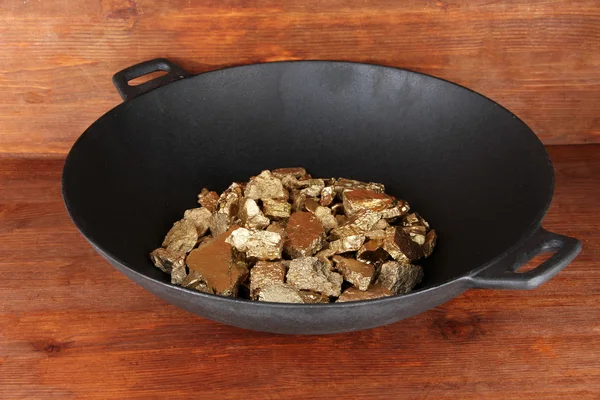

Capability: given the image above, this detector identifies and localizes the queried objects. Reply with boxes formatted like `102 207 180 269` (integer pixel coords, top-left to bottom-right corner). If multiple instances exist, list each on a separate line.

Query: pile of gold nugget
150 168 436 303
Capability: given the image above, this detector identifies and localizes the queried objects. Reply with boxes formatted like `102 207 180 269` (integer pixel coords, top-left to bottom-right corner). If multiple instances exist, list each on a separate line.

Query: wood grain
0 0 599 156
0 145 598 399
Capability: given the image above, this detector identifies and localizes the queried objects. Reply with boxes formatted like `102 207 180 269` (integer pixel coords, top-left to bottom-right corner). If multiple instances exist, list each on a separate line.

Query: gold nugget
226 227 284 260
161 219 198 254
375 261 423 294
238 198 270 230
332 256 374 291
342 189 394 217
250 261 287 299
183 207 212 236
286 257 343 297
262 198 292 219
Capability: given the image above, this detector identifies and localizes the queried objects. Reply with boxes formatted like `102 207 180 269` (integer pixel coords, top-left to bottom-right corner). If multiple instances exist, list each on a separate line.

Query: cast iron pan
62 58 581 334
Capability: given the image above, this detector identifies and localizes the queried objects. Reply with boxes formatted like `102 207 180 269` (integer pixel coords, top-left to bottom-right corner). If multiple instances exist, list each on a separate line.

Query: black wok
62 58 581 334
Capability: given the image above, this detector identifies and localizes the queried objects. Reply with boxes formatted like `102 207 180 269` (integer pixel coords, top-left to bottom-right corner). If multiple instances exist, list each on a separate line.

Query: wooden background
1 1 600 398
1 0 599 157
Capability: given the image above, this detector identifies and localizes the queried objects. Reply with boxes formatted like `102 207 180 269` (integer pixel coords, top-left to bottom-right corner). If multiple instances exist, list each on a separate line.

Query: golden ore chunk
336 285 393 302
286 257 343 297
375 261 423 294
332 255 374 291
257 283 305 303
183 207 212 236
342 189 394 217
238 198 270 230
262 198 292 219
226 227 284 260
249 261 286 299
244 170 286 200
162 219 198 254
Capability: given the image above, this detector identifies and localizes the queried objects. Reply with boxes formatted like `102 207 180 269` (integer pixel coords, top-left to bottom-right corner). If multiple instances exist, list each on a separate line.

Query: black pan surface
62 59 581 334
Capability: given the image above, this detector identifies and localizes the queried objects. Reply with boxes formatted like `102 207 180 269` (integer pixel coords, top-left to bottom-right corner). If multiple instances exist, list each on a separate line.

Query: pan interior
62 62 553 289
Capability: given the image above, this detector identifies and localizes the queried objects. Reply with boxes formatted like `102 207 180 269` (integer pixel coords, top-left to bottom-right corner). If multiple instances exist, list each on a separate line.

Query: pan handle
112 58 192 102
468 228 581 290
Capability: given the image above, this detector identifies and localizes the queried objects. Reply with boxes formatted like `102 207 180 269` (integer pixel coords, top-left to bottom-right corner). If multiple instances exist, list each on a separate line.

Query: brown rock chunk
262 198 292 219
336 285 393 302
299 291 330 304
284 212 326 258
183 207 212 236
162 219 199 254
209 212 231 238
401 212 430 245
342 189 394 217
333 178 385 195
197 188 220 213
286 257 343 297
244 170 286 200
238 198 270 230
249 261 286 298
329 234 366 254
185 228 248 296
356 239 390 264
226 227 284 260
330 210 381 239
422 229 437 257
217 182 244 221
272 167 307 179
257 283 304 303
332 256 374 291
375 261 423 294
382 227 424 263
320 186 335 206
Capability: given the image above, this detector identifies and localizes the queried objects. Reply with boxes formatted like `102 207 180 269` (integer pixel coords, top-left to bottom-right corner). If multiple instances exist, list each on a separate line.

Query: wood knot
431 311 485 341
44 343 61 354
103 0 140 20
32 340 71 356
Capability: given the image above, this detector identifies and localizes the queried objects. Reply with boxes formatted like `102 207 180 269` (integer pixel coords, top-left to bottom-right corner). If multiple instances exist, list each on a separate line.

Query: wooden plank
0 0 599 156
0 145 598 398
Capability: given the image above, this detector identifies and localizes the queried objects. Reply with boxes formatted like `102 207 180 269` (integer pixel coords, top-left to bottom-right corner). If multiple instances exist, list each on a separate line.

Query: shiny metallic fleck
162 219 199 254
